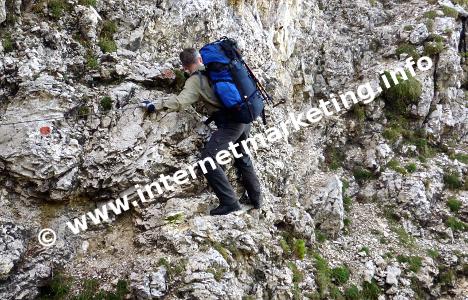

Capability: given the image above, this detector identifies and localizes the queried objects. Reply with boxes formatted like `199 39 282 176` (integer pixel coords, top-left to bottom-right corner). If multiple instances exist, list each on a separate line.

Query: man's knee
234 155 253 168
200 145 215 160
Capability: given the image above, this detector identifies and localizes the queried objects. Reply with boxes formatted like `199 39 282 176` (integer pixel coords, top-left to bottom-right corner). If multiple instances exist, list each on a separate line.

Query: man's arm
162 77 200 112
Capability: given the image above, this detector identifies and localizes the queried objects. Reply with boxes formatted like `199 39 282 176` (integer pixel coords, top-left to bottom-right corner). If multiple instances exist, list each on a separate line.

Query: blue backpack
199 37 269 124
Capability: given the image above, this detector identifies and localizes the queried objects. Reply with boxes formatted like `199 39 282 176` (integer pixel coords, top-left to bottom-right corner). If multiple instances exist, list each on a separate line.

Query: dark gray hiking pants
201 121 261 206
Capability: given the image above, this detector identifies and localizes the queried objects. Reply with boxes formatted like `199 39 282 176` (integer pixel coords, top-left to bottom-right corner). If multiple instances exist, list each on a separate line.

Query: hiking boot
251 196 262 209
239 192 262 209
210 202 241 216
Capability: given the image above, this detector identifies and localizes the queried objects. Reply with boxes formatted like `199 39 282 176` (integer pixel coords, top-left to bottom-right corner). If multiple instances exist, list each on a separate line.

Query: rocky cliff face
0 0 467 299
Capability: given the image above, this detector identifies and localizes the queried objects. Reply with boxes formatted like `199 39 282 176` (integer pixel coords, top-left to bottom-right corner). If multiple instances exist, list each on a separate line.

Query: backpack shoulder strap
191 70 209 92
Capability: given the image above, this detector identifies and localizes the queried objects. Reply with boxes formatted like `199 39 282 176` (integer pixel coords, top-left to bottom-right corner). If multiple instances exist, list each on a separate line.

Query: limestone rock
77 5 102 42
0 0 5 24
386 265 401 286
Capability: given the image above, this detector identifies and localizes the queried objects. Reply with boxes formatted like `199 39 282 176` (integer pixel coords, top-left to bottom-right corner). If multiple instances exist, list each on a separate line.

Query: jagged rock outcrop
0 0 467 299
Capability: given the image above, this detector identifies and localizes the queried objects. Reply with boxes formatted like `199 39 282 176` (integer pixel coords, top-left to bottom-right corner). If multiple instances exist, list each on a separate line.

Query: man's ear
198 57 203 64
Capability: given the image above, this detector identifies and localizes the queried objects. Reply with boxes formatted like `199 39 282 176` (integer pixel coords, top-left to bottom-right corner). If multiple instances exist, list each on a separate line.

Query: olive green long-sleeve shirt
162 66 222 115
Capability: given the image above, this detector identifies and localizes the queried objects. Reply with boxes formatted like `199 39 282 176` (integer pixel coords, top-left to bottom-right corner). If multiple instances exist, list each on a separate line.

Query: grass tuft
79 0 97 6
380 71 422 115
353 167 375 182
98 38 117 53
447 197 462 213
450 152 468 164
427 249 439 259
442 6 459 18
423 10 438 19
424 41 445 56
99 20 118 53
86 52 99 70
395 43 419 60
2 34 14 53
362 279 381 300
443 171 462 190
100 96 113 111
397 255 423 272
293 239 307 260
344 285 360 300
331 266 350 284
386 160 408 175
405 163 417 173
48 0 66 19
325 145 346 170
446 216 467 232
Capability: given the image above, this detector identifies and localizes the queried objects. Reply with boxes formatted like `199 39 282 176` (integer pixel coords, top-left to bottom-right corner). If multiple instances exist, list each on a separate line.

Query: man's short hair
179 48 200 67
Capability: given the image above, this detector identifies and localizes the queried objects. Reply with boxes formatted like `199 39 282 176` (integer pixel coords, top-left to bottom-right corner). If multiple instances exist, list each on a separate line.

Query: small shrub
38 274 71 299
397 255 423 272
403 25 415 31
48 0 65 19
100 96 113 111
429 34 445 43
453 0 468 6
38 275 129 300
447 197 462 213
362 279 381 300
446 216 467 231
405 163 417 173
424 41 444 56
438 267 456 287
86 53 99 70
78 106 90 119
79 0 97 6
383 127 401 142
344 285 360 300
313 253 332 297
381 71 422 115
330 286 344 299
208 267 225 281
410 136 436 159
331 266 350 284
315 229 327 243
2 34 13 53
157 258 186 280
351 104 366 123
99 20 118 53
426 19 435 32
213 242 229 261
342 179 350 192
280 238 291 256
359 246 370 255
343 195 352 212
353 167 375 182
395 43 419 59
451 153 468 164
387 160 407 175
393 225 416 248
293 239 307 260
443 171 462 189
343 218 351 228
101 20 118 37
442 6 459 18
423 10 438 19
98 38 117 53
325 146 346 170
427 249 439 259
288 262 304 283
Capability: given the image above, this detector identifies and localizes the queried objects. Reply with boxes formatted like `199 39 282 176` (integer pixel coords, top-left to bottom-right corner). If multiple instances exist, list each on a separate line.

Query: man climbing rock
154 48 262 215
